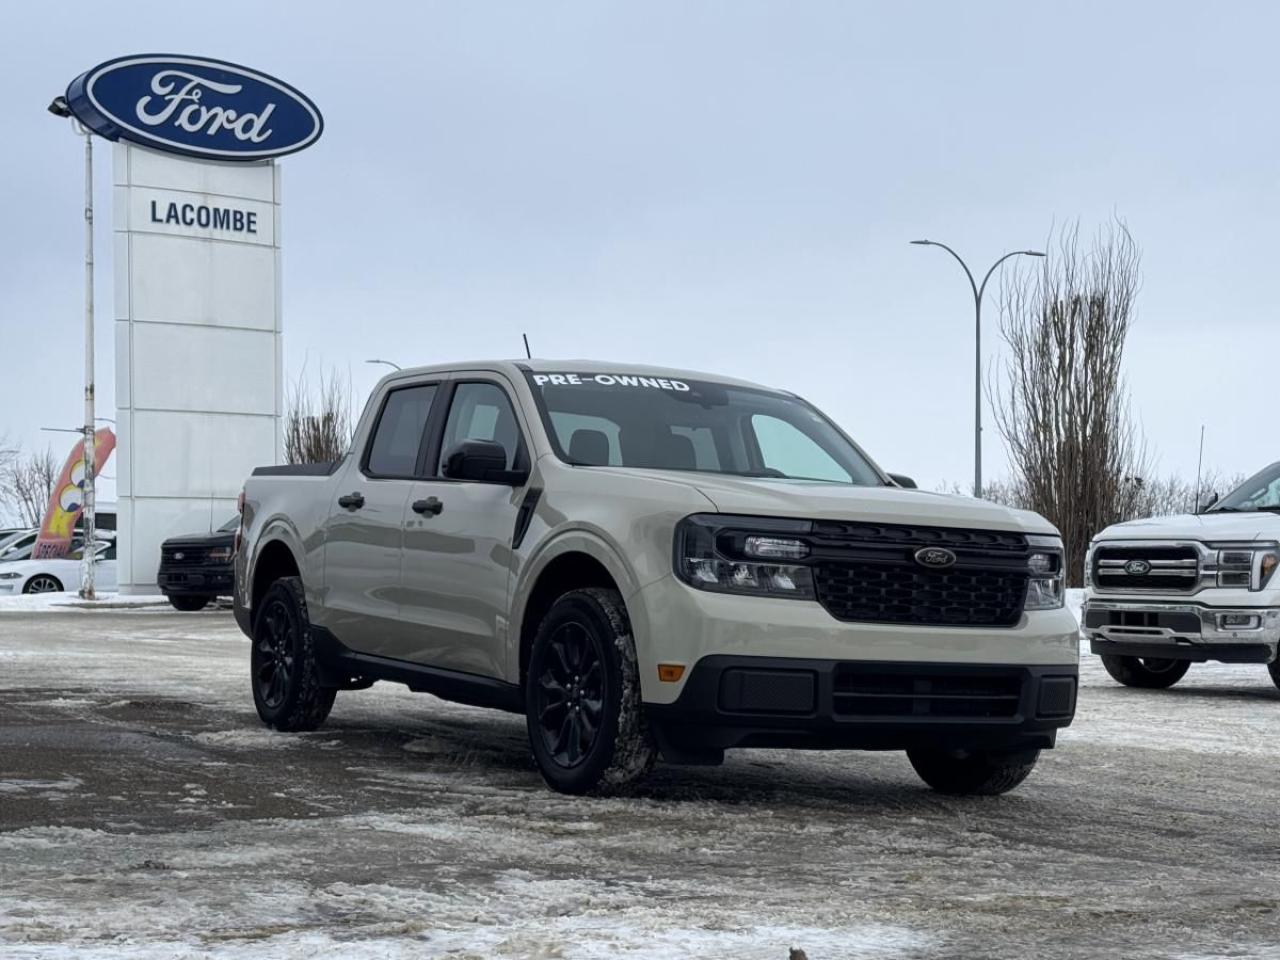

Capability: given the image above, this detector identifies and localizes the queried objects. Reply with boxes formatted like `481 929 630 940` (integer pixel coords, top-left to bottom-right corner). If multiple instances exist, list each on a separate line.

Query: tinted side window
439 383 522 472
365 384 438 477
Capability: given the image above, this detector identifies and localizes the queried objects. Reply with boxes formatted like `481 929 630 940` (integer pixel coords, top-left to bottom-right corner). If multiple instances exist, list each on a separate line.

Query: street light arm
977 250 1039 303
916 240 979 305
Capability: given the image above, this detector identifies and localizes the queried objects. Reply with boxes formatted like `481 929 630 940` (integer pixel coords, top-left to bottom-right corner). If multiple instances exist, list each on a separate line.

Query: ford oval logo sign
914 547 957 569
64 55 322 161
1124 559 1151 576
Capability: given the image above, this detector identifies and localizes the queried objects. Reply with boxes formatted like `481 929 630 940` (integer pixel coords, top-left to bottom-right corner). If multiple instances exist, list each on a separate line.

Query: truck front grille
832 666 1023 718
809 521 1029 627
1092 545 1198 592
161 547 207 566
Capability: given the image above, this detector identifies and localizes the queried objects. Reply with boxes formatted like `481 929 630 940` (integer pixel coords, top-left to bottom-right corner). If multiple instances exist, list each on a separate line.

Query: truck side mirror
888 473 917 489
442 440 527 485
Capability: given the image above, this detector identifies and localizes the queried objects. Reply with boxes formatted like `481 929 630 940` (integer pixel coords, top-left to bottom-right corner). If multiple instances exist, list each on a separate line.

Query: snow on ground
2 600 1280 959
0 591 170 612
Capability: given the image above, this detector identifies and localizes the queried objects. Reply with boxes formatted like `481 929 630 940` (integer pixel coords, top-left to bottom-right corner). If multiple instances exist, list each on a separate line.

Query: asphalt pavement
2 607 1279 959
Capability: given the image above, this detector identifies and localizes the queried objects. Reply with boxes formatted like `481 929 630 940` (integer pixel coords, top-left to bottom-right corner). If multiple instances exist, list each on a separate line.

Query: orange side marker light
657 664 686 683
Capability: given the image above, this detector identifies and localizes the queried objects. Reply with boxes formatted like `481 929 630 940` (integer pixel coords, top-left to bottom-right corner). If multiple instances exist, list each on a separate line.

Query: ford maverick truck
1083 463 1280 690
234 360 1078 795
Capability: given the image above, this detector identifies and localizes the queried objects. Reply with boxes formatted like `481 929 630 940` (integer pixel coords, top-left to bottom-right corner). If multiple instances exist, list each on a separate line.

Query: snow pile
0 592 168 612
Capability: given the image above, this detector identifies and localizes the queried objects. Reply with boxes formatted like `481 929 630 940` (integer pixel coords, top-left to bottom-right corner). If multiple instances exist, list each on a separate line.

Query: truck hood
605 470 1057 534
1095 511 1280 543
161 532 236 549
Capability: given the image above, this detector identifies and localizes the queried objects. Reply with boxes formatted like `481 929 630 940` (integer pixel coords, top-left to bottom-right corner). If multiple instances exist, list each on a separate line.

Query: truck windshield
1211 462 1280 513
525 371 884 485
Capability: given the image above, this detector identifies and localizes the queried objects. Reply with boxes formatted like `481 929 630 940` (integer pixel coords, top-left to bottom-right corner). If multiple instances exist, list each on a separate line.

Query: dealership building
63 55 322 593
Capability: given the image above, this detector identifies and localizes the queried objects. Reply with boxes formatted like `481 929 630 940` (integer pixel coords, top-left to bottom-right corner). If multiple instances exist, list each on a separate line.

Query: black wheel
1268 659 1280 691
169 595 211 612
23 575 63 594
1100 654 1191 689
250 577 336 731
526 587 656 795
908 748 1040 796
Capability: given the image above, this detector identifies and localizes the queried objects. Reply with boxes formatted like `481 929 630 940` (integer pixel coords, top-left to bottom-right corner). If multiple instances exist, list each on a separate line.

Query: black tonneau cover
251 462 341 477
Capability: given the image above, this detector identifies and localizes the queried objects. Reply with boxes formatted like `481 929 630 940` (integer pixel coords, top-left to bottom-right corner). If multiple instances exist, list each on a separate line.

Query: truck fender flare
246 517 309 604
508 528 644 682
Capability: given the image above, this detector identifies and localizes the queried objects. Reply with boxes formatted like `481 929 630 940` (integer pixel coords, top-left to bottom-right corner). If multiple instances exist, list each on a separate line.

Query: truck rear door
320 377 446 657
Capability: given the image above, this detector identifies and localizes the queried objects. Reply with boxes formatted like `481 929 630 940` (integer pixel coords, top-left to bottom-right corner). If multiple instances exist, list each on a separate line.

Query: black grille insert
832 666 1023 718
161 547 207 566
808 521 1030 627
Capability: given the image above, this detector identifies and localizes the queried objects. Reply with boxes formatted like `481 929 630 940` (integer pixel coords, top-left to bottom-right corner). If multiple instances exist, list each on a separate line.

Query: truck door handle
412 497 443 516
337 492 365 510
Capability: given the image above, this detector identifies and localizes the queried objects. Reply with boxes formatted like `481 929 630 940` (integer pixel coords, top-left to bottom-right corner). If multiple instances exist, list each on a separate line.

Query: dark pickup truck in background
158 517 238 611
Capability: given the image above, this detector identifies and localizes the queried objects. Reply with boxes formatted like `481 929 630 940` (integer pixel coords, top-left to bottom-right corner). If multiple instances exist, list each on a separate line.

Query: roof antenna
522 333 532 359
1192 424 1206 513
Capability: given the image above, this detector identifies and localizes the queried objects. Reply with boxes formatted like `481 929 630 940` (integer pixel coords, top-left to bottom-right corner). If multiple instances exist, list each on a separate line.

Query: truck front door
396 378 528 679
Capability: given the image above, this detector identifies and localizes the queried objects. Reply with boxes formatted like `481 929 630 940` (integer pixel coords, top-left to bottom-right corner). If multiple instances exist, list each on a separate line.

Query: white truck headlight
676 515 816 600
1209 542 1280 591
1024 534 1065 610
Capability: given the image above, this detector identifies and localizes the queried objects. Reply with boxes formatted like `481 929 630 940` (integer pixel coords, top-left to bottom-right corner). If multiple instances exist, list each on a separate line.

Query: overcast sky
2 0 1276 506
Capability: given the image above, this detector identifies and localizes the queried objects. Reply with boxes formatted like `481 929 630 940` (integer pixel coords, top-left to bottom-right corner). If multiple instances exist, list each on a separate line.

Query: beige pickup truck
234 360 1078 795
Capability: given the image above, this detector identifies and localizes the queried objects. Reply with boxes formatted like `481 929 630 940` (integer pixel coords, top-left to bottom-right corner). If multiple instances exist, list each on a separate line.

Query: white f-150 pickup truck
1083 462 1280 690
234 360 1078 795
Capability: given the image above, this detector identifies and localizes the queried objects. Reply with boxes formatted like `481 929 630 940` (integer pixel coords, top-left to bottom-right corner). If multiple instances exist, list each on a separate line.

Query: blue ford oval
65 54 323 162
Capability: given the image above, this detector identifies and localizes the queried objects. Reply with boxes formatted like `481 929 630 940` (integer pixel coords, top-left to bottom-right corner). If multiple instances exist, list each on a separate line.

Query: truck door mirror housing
888 473 917 489
442 440 528 485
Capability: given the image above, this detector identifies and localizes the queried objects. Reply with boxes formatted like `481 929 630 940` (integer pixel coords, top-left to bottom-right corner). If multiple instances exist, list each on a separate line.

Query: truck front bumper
645 656 1077 761
158 564 234 598
1084 599 1280 664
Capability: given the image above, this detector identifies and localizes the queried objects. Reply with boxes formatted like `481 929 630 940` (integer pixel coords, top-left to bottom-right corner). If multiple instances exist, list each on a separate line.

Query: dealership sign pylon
59 54 323 593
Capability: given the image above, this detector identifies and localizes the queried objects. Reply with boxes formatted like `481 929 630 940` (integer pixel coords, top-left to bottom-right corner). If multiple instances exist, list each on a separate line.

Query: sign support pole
78 122 96 600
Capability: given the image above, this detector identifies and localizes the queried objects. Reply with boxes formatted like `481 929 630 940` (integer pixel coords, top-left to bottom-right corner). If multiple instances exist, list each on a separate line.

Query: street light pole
910 240 1045 499
365 359 401 371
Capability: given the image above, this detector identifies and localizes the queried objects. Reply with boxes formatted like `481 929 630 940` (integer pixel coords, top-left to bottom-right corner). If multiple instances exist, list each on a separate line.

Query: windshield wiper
1210 505 1280 514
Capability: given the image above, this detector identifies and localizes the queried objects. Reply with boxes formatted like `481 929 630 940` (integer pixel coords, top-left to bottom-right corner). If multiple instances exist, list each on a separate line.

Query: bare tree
0 446 59 528
1127 470 1247 518
284 367 353 465
992 220 1147 585
964 469 1249 526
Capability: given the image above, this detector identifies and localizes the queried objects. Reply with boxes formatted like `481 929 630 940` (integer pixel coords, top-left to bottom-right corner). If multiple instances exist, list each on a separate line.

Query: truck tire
250 576 336 732
908 748 1040 796
1268 659 1280 691
169 595 211 612
526 587 657 795
1100 654 1190 689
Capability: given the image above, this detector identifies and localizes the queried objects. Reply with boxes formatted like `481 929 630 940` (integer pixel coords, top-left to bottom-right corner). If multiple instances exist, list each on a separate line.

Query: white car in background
0 539 117 595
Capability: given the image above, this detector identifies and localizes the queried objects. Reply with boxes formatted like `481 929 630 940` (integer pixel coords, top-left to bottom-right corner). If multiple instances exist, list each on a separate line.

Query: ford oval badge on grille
914 547 957 569
173 552 185 561
1124 559 1151 575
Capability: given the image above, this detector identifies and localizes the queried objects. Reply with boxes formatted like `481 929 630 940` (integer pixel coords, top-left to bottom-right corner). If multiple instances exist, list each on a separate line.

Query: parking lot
2 606 1279 959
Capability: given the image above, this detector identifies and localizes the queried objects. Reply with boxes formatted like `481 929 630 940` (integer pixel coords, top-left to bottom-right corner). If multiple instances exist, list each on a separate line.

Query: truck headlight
675 515 816 599
1025 534 1065 610
206 546 234 562
1209 542 1280 591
